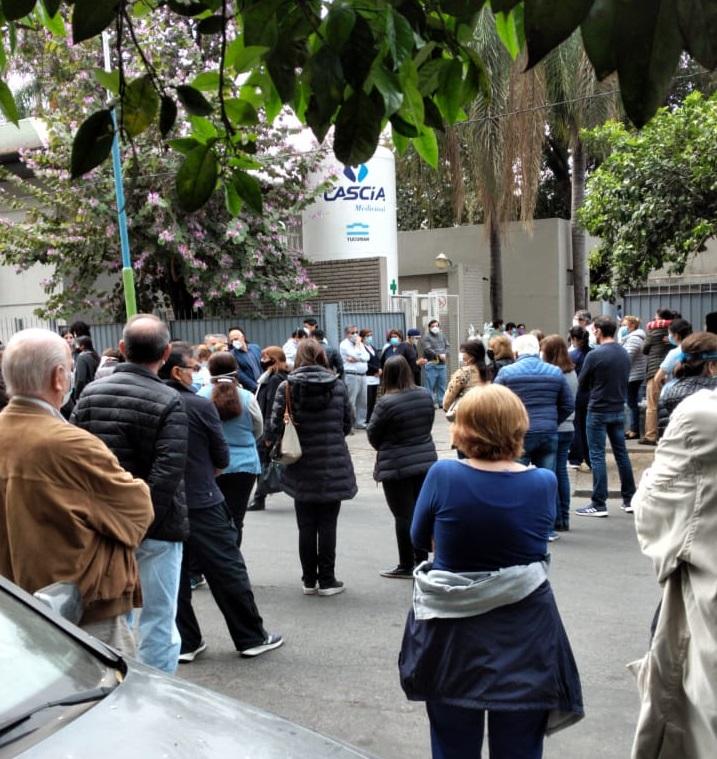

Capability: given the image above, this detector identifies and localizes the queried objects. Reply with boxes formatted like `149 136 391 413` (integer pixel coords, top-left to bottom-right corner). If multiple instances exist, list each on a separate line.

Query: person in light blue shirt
655 318 692 398
198 352 262 549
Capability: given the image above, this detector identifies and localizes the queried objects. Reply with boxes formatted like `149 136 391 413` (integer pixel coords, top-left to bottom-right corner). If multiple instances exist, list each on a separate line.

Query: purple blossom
159 229 175 244
147 192 161 206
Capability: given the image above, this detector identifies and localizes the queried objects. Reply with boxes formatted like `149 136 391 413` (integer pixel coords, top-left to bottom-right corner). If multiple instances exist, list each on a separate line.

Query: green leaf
440 0 484 16
580 0 617 80
495 10 521 59
340 13 378 90
242 0 281 47
677 0 717 70
191 71 221 91
232 170 263 214
224 179 242 215
423 97 444 132
0 78 19 125
72 0 118 44
386 8 414 67
197 14 224 34
325 2 355 51
176 143 218 212
93 68 120 95
70 109 114 178
490 0 522 10
371 63 403 116
304 46 344 142
461 47 491 104
122 74 159 138
417 57 447 96
1 0 35 21
168 137 200 155
167 0 208 17
389 113 420 137
224 98 259 125
391 127 409 156
0 39 6 74
397 60 425 129
176 84 212 116
412 128 439 167
159 95 177 137
435 58 463 124
188 115 218 142
525 0 593 69
615 0 684 127
226 41 269 73
36 0 64 36
333 89 384 165
266 46 297 103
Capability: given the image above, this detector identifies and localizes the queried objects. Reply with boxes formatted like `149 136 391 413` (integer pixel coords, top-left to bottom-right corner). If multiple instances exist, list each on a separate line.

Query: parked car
0 575 372 757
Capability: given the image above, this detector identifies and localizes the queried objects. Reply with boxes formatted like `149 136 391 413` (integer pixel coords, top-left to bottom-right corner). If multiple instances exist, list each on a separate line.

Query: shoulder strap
284 382 296 425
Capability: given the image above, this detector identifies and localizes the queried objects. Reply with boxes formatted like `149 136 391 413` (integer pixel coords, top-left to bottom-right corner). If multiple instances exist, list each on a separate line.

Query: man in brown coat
0 328 153 655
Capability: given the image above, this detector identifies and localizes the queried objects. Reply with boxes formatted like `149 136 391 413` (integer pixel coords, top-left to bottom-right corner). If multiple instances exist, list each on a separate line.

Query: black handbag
259 459 283 494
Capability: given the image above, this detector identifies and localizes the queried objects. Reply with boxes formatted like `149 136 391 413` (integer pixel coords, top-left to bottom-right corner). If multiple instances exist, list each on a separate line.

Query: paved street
178 415 659 758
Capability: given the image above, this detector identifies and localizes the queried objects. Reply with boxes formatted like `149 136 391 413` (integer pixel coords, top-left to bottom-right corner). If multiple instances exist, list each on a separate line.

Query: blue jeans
427 702 548 759
556 430 573 526
424 363 447 406
586 411 636 507
519 431 558 472
134 539 183 673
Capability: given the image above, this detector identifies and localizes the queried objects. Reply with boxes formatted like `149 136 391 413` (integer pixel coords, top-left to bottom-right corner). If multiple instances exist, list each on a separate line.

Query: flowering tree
0 15 324 319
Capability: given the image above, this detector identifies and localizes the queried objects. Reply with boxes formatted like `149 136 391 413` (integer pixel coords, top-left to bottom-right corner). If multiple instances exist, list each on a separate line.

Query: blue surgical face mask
390 336 400 346
668 334 678 346
365 335 373 345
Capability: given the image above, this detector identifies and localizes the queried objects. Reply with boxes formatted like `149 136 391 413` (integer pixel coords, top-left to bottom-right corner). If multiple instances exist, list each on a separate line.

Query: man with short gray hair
0 328 153 655
73 314 189 673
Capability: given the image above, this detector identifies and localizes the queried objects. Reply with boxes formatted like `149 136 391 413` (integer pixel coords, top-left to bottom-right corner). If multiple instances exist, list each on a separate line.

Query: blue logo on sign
343 164 369 183
324 163 385 202
346 222 369 242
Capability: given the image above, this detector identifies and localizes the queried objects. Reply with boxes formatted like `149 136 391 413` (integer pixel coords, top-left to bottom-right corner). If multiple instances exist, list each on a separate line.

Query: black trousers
294 500 341 587
569 394 591 466
217 471 256 549
366 384 379 424
382 474 429 570
176 501 266 652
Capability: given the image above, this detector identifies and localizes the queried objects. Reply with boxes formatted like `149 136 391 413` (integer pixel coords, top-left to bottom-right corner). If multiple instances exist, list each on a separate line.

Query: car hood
18 660 373 758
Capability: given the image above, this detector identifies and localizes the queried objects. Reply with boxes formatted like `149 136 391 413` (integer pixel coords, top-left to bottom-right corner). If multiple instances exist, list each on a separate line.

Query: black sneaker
178 640 207 663
190 574 207 590
239 633 284 658
318 580 345 596
621 502 634 514
379 566 414 579
247 498 265 511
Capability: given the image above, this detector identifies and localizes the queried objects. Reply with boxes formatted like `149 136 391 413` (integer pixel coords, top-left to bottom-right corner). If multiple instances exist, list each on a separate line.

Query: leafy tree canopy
579 91 717 300
0 0 715 213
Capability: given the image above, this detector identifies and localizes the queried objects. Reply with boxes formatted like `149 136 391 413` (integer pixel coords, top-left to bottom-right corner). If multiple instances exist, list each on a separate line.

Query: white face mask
430 326 440 335
458 352 465 365
572 318 580 327
232 340 243 350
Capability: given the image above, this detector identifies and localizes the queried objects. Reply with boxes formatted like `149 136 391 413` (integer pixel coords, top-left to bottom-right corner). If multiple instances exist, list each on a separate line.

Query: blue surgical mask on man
618 325 629 341
365 335 373 345
390 336 400 346
668 333 678 347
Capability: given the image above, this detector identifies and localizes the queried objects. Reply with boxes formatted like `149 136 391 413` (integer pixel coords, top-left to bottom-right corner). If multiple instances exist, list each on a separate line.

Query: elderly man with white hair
494 334 574 534
0 328 153 654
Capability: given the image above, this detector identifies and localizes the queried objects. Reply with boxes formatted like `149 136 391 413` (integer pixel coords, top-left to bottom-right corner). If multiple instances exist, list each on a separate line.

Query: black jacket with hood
266 365 357 503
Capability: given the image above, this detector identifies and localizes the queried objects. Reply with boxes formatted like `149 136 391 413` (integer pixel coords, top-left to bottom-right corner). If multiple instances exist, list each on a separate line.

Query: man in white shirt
339 325 369 430
282 329 304 370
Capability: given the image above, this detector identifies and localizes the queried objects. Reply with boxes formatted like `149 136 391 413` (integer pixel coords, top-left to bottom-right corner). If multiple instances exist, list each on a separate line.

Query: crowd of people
1 304 716 758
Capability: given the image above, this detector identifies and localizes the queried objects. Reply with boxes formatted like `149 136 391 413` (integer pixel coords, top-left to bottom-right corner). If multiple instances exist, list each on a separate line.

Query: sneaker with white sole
547 531 560 542
239 633 284 658
178 640 207 663
621 502 634 514
302 582 319 595
575 504 608 518
318 580 345 596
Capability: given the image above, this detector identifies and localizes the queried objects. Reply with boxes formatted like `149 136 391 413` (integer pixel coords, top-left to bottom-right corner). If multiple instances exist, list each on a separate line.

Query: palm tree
544 33 620 311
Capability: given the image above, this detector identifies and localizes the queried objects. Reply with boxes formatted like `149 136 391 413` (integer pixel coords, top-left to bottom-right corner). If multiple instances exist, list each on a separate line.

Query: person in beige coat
629 386 717 758
0 328 154 656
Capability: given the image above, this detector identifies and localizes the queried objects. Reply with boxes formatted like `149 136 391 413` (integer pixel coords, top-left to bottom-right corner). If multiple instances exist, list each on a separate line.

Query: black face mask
260 358 273 368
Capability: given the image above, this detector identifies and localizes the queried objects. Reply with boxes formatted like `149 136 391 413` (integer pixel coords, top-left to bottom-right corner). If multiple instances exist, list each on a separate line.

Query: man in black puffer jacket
72 314 188 673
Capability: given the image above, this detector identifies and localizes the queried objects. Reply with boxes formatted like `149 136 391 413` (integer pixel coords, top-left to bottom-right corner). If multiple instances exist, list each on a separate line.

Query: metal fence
623 283 717 330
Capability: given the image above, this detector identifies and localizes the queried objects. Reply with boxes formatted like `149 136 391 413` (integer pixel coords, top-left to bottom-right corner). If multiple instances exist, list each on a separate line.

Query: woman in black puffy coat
266 339 356 597
368 355 437 579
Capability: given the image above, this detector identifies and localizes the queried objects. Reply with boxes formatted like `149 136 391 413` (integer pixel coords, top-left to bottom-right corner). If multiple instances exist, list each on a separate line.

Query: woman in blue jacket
199 352 262 549
399 384 583 758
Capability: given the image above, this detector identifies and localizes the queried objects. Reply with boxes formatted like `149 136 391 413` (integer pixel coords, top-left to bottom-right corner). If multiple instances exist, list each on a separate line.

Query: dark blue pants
426 702 548 759
586 410 636 507
556 430 573 527
519 431 558 472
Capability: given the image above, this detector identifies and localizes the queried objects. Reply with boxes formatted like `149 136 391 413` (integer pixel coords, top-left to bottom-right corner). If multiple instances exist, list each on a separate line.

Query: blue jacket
494 355 574 434
231 343 262 392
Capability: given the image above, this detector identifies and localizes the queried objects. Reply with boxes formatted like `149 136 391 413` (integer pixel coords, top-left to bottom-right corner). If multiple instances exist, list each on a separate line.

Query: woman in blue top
198 352 262 549
399 384 583 759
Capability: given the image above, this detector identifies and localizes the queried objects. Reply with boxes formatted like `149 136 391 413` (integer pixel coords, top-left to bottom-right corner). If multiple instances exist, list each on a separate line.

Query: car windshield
0 589 114 716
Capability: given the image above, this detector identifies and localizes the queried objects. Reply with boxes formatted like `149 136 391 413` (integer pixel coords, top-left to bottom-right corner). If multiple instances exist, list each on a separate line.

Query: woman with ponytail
198 352 262 548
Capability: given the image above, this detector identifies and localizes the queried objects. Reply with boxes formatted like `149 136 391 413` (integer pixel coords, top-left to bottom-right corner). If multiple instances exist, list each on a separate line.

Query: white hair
513 334 540 357
3 328 70 396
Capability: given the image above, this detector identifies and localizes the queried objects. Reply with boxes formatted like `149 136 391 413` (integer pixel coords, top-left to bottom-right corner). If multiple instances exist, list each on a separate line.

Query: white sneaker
240 634 284 658
302 583 319 595
178 640 207 663
318 580 345 596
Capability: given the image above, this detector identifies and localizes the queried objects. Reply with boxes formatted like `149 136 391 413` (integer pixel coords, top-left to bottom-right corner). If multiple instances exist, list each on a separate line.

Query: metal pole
102 32 137 318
